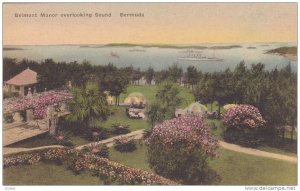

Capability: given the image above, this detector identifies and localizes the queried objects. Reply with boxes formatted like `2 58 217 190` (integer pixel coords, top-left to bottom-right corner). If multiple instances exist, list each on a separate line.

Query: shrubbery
82 143 109 158
89 128 109 141
146 115 219 184
52 130 74 147
112 123 130 135
222 104 266 147
114 137 137 152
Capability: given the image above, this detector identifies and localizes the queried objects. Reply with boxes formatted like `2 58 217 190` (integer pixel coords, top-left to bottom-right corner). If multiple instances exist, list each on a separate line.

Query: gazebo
4 67 37 96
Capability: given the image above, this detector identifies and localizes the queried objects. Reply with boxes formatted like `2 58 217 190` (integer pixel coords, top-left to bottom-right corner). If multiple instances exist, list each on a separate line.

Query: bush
222 104 266 147
52 130 74 147
114 137 137 152
146 115 219 184
82 143 109 158
112 123 130 134
89 128 109 141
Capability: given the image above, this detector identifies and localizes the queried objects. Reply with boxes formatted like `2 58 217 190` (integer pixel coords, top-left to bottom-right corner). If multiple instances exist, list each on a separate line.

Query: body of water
3 42 297 72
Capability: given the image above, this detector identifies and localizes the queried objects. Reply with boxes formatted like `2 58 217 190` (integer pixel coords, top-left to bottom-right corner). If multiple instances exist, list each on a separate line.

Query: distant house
4 67 38 96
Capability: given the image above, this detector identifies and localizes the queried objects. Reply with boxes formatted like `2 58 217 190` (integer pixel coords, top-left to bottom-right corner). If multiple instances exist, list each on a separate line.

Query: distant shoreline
265 46 297 61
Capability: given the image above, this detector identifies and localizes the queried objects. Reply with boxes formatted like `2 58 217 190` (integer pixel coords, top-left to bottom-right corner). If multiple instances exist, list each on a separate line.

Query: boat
178 49 223 61
110 51 119 58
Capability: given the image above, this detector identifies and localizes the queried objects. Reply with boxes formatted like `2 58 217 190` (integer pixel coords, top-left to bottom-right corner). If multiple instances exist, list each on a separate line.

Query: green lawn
3 162 103 185
109 143 297 185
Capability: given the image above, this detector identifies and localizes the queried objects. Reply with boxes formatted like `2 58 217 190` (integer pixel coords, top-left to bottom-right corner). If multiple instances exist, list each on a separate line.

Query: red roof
6 68 37 86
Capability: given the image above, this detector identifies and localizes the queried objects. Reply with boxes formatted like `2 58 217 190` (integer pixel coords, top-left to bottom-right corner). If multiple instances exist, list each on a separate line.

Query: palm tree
67 82 109 129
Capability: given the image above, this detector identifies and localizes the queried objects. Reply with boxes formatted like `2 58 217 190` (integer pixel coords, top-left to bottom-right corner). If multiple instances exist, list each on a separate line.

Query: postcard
2 2 297 188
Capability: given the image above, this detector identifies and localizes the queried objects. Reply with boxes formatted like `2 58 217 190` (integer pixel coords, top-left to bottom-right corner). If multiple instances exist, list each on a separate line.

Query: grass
109 143 297 185
101 106 151 131
3 162 103 185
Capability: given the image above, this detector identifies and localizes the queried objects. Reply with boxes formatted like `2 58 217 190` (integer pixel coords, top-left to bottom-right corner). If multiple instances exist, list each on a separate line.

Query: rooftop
6 68 37 86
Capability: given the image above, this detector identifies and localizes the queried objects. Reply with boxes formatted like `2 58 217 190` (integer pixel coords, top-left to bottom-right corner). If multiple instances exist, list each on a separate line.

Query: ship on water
178 49 223 61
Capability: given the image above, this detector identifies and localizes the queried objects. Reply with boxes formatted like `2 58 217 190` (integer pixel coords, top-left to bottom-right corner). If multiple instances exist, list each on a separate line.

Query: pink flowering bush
222 104 266 147
4 90 72 119
71 153 178 185
146 115 219 184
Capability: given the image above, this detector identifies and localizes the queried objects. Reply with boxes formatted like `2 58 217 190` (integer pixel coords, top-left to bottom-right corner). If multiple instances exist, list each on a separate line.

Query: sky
3 3 297 45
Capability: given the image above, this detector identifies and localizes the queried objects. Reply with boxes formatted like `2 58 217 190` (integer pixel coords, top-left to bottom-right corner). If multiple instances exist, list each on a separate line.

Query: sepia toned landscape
2 3 297 186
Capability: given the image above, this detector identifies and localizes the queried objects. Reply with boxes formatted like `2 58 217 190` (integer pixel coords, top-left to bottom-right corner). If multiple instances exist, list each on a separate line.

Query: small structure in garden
4 67 38 97
175 102 207 117
124 92 146 119
124 92 146 107
3 90 73 146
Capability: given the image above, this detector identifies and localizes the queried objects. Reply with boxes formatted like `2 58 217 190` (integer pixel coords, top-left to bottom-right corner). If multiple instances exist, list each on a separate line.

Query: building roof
6 68 37 86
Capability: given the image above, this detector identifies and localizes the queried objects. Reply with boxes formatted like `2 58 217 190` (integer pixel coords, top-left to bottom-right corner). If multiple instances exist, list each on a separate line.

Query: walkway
219 141 297 164
4 129 297 164
3 122 48 146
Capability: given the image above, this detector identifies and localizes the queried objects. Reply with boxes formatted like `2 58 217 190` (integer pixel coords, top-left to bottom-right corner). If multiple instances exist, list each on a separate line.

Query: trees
167 64 183 83
146 115 219 184
145 67 155 85
156 81 182 118
185 66 199 89
146 102 166 127
67 82 110 129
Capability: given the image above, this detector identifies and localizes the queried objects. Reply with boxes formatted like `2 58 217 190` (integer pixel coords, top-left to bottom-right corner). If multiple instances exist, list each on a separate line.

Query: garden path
219 141 297 163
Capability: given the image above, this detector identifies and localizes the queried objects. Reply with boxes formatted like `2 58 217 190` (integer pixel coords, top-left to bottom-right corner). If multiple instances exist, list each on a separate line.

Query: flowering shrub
82 143 109 158
52 130 73 147
3 148 75 167
146 115 219 184
71 153 178 185
114 137 137 152
112 123 130 134
222 104 266 147
3 90 72 119
4 148 177 185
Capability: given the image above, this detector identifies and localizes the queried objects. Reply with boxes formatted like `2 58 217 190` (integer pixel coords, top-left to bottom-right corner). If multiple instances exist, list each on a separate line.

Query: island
266 46 297 61
3 47 24 51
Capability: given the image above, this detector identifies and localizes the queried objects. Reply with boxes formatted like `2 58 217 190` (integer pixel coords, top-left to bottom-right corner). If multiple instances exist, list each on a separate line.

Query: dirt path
4 129 297 164
219 141 297 164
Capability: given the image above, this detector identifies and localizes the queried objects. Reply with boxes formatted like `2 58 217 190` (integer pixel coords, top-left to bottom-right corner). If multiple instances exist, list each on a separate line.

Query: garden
3 60 297 186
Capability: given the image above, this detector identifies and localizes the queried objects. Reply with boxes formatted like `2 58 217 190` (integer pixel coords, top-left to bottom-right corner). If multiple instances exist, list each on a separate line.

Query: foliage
146 102 165 127
4 113 14 123
52 130 74 147
111 123 131 134
4 90 72 117
167 64 183 82
67 82 109 129
3 148 75 167
222 104 266 147
88 127 109 141
3 91 19 99
146 115 219 184
70 153 178 185
144 67 155 85
82 143 109 158
114 137 137 152
156 81 182 118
